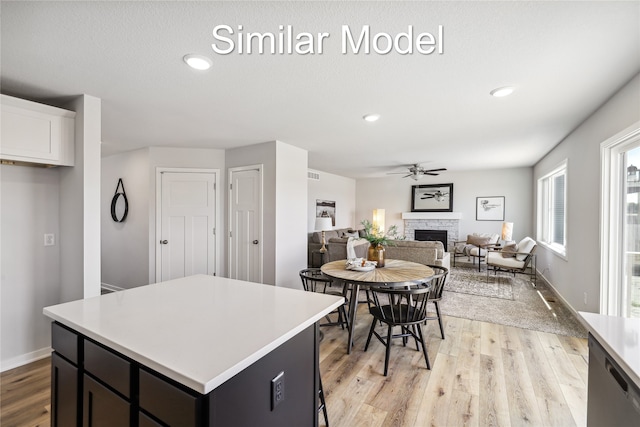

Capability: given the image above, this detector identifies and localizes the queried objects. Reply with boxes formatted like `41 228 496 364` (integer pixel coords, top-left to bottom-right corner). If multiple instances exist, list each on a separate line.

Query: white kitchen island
44 274 343 427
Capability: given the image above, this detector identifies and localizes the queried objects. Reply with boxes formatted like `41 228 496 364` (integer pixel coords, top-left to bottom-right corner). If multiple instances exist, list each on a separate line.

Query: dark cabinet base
83 375 130 427
51 352 78 427
51 321 319 427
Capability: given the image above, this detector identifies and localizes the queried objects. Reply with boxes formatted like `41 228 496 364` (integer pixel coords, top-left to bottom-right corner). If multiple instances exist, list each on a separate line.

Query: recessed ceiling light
490 86 515 97
363 114 380 122
183 54 212 70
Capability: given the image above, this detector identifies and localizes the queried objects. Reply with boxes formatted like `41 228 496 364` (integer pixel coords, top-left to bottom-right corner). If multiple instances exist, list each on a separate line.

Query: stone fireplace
415 229 448 250
402 212 462 251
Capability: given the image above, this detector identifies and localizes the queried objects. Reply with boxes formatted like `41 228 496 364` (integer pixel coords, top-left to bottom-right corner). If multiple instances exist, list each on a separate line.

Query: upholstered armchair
452 233 500 271
486 236 537 284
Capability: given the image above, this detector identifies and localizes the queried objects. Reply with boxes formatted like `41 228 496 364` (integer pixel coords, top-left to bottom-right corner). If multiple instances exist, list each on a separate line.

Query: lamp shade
372 209 385 233
315 217 333 231
501 222 514 241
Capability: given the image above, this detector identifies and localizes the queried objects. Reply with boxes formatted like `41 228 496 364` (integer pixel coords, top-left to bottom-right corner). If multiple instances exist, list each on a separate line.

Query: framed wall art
411 183 453 212
476 196 505 221
316 199 336 226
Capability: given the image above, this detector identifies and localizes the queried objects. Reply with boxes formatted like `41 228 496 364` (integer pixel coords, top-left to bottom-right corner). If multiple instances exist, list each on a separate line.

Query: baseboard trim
536 270 588 330
101 282 125 293
1 347 51 372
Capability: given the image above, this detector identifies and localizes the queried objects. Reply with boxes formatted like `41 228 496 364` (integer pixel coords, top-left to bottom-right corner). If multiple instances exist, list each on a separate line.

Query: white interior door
159 171 217 281
229 166 262 283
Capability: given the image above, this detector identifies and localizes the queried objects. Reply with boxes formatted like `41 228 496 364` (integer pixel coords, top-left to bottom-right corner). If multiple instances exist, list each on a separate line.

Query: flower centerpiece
360 219 403 268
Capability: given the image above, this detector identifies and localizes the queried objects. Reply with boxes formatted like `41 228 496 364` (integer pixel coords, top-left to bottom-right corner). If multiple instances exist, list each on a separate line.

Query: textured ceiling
1 1 639 178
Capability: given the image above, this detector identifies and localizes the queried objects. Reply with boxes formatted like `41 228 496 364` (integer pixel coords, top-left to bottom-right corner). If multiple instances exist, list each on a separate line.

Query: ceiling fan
387 164 447 181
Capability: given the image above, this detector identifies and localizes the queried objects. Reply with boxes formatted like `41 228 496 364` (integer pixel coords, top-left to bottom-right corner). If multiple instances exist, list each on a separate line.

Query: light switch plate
44 234 55 246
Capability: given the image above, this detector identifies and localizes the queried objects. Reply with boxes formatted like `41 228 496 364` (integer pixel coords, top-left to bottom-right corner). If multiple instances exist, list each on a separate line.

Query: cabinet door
83 375 130 427
0 94 75 166
139 368 200 426
51 352 79 427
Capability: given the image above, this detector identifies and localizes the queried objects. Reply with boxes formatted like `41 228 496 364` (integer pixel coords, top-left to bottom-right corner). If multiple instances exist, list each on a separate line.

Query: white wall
308 170 356 231
275 142 308 289
356 167 533 241
534 73 640 313
101 148 150 288
1 94 101 371
102 147 226 287
0 166 62 370
226 141 308 288
59 94 102 301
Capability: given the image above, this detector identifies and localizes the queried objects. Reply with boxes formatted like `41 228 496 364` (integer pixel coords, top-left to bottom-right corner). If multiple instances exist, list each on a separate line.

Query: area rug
447 266 514 300
441 263 587 337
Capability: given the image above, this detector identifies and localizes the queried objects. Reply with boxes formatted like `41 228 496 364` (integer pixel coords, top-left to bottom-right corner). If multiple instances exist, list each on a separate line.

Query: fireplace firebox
415 229 448 251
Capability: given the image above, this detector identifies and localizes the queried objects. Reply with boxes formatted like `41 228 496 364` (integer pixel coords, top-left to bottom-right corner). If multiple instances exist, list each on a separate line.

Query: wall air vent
308 171 320 181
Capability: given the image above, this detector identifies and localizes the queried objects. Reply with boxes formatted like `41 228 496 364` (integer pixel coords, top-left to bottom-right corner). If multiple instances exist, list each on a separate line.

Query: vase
368 244 385 268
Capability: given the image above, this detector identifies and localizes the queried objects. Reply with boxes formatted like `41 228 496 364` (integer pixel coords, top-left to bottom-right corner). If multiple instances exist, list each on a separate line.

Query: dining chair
364 284 431 376
425 265 449 340
299 268 349 330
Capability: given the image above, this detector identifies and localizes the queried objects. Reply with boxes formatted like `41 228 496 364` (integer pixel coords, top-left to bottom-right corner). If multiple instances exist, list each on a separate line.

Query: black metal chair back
365 284 431 375
425 265 449 339
299 268 349 330
368 285 431 326
299 268 332 293
426 265 448 301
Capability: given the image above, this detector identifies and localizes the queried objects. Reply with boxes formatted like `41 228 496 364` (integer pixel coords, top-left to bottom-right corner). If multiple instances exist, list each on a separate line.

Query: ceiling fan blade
386 172 409 175
421 168 447 176
421 195 435 199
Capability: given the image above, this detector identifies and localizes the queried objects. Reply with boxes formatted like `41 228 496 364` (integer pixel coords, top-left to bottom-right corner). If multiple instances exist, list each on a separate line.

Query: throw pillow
342 230 359 238
515 237 536 261
501 243 518 258
467 235 491 247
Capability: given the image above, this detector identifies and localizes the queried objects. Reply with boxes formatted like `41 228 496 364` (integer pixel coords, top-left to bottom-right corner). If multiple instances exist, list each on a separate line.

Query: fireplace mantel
402 212 462 220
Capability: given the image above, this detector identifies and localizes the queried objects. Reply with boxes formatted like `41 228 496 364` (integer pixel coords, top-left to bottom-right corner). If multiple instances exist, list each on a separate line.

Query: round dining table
320 259 435 354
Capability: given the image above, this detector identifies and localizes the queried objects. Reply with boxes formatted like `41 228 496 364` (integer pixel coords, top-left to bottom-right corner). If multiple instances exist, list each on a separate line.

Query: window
537 161 567 257
600 123 640 316
624 146 640 317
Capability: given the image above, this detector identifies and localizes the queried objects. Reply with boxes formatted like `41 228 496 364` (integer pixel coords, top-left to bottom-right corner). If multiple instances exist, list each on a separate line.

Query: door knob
160 240 168 244
253 240 259 244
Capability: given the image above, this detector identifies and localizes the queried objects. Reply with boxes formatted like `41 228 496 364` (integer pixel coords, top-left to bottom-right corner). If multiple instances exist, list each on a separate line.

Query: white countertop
579 312 640 387
44 275 343 394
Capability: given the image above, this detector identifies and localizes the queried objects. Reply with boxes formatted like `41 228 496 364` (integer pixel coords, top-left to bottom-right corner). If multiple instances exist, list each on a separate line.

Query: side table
310 250 326 268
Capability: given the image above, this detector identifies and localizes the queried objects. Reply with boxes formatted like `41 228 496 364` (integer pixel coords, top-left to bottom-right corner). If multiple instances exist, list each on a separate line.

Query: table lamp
501 222 514 242
372 209 385 235
315 217 333 253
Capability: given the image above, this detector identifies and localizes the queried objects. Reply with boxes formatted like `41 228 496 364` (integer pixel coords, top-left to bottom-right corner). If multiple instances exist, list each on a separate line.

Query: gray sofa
308 228 450 269
383 240 450 269
308 228 369 267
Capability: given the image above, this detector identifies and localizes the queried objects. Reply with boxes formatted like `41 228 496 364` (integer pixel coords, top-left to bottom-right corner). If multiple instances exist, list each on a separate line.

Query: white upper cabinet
1 94 75 166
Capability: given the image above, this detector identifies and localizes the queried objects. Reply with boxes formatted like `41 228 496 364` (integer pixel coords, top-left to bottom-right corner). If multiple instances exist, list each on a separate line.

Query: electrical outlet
44 234 55 246
271 371 285 410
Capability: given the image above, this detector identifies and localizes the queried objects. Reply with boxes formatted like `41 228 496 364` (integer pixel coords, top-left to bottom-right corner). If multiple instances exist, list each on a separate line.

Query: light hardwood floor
319 306 588 427
0 311 588 427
